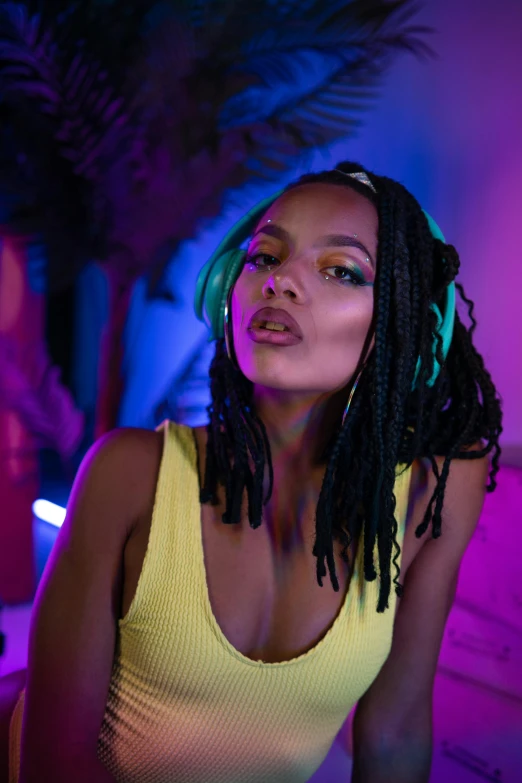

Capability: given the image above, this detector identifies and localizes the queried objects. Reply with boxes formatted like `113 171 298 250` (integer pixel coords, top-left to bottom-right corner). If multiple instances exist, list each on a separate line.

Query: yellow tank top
10 420 412 783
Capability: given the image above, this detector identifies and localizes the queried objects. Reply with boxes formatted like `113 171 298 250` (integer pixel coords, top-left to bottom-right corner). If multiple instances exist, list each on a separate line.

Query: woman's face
231 182 378 396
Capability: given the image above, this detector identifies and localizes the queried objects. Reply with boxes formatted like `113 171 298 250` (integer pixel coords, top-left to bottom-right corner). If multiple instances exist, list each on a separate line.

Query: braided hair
200 161 503 612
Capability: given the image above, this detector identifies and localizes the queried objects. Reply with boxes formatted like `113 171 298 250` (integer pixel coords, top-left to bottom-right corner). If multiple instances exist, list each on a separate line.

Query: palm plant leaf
0 0 152 287
0 2 144 178
210 0 432 177
131 0 430 180
109 0 432 292
0 0 432 290
0 4 60 113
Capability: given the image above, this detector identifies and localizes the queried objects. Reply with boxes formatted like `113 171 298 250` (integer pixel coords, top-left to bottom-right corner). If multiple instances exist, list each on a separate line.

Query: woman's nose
261 259 307 303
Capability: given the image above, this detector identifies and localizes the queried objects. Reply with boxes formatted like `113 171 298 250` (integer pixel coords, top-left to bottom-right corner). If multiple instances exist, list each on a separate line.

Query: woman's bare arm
18 427 162 783
351 445 489 783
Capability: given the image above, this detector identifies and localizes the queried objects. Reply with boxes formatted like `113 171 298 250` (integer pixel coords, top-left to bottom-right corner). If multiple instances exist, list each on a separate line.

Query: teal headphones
195 189 456 389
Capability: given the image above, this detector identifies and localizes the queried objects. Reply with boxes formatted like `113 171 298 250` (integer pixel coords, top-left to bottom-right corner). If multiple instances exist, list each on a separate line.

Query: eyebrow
317 234 375 269
252 224 375 270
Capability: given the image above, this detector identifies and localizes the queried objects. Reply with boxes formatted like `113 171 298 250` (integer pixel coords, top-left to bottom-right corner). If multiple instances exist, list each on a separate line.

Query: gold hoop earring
224 287 239 369
341 366 364 427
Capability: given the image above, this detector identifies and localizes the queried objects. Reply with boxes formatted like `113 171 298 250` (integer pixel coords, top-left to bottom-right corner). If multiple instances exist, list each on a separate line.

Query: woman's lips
247 326 303 346
248 306 303 338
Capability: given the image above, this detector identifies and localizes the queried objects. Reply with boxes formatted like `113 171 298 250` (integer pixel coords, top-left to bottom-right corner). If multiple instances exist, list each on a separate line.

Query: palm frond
0 0 433 290
0 1 150 180
0 1 152 287
0 4 60 113
206 0 432 179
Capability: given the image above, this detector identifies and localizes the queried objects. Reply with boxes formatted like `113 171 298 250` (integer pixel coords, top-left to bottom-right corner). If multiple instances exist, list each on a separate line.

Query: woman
6 162 501 782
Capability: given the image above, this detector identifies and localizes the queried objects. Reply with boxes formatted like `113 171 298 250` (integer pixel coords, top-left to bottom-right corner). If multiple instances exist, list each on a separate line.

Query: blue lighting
32 499 66 528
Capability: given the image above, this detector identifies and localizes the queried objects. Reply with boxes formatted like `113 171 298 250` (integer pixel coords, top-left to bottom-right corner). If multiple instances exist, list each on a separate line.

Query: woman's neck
253 383 347 469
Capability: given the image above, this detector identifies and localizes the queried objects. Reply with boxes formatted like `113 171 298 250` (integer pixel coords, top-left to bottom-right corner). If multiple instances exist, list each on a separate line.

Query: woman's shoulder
88 425 164 478
79 426 165 528
96 423 166 450
408 441 488 498
406 443 489 548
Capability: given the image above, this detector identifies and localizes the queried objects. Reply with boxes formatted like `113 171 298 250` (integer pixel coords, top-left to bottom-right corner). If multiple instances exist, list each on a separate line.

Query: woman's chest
200 500 356 662
120 458 428 662
121 497 353 662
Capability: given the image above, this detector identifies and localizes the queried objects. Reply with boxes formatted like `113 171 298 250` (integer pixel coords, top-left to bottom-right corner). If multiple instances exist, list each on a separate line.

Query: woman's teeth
259 321 288 332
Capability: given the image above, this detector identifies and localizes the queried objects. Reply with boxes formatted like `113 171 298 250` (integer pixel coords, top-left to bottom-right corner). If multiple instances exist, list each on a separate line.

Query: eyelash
244 253 367 287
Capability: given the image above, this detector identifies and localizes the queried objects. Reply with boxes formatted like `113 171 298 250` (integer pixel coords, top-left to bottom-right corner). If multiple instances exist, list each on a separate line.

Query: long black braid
200 161 503 612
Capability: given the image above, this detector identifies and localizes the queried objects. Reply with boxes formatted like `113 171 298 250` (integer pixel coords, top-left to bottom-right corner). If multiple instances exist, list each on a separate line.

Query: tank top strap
119 419 202 629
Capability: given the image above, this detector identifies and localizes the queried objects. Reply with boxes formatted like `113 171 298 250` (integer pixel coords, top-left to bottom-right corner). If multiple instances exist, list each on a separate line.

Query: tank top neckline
182 421 369 668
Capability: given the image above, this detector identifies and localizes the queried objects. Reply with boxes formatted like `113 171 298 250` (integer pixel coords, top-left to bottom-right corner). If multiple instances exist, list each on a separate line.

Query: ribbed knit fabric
9 420 412 783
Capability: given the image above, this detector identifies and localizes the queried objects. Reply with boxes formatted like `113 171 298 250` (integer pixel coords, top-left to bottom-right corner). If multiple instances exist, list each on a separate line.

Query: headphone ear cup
198 248 246 340
411 212 456 391
195 189 285 332
412 302 443 390
412 281 455 389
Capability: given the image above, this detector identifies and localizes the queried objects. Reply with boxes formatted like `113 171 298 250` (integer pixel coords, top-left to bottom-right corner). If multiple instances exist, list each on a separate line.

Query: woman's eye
245 253 280 269
324 266 366 286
